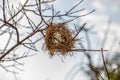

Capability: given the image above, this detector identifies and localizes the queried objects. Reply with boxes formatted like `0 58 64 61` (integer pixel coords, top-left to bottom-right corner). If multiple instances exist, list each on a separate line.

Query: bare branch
0 28 45 61
101 48 110 80
0 0 29 29
0 19 20 43
3 0 6 21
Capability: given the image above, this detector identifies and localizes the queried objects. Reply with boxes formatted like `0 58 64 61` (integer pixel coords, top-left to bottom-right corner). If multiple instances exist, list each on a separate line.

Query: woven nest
44 23 74 56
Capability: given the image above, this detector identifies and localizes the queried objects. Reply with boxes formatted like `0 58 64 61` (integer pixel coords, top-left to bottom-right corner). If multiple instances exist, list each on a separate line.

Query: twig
3 0 6 21
70 49 108 52
72 23 86 41
36 0 49 25
66 0 84 15
25 0 55 7
89 64 104 80
0 0 29 29
42 9 95 17
0 28 45 61
0 19 20 43
101 48 110 80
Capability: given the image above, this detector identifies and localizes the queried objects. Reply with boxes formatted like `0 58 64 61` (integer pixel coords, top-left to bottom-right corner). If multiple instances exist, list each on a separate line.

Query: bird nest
44 23 74 56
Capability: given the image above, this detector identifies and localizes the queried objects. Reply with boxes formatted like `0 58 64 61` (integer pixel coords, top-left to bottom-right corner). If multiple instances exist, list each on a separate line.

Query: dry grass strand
44 23 74 56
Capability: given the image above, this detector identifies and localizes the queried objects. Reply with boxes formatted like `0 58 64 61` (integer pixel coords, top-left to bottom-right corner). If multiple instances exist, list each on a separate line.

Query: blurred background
0 0 120 80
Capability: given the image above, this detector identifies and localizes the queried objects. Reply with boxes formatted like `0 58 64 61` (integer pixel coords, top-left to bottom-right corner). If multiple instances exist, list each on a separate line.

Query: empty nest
44 23 74 56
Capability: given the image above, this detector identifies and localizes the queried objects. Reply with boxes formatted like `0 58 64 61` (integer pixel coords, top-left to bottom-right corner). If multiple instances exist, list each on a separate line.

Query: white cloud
109 23 120 37
18 53 81 80
0 68 6 80
91 1 106 11
81 13 109 28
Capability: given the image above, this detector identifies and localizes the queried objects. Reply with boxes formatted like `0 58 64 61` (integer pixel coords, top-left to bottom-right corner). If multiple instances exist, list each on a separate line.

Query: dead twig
101 48 110 80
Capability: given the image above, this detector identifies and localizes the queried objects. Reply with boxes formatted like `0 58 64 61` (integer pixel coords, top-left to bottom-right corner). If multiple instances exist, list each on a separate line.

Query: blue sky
0 0 120 80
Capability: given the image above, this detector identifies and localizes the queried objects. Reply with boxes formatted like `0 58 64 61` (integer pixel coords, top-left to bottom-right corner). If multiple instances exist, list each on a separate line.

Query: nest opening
44 23 74 56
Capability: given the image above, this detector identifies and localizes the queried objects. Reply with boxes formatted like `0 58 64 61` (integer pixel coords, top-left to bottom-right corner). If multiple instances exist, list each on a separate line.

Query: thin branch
101 48 110 80
0 28 45 61
0 0 29 29
3 0 6 21
2 32 12 54
67 9 85 15
89 64 104 80
0 19 20 43
36 0 48 25
111 66 120 73
72 23 86 41
22 9 35 31
70 49 108 52
25 0 55 7
66 0 84 15
42 9 95 17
